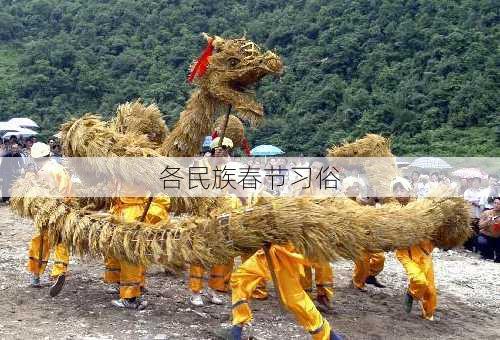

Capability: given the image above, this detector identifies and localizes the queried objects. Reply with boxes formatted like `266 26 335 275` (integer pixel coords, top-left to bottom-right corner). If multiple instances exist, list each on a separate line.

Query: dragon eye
228 58 239 67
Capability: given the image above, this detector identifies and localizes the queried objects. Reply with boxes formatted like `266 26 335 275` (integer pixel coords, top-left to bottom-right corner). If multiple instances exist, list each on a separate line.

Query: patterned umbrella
409 157 452 170
452 168 488 180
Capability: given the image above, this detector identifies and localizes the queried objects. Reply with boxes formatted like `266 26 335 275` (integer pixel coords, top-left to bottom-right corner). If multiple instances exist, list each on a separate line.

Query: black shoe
49 274 66 297
365 275 386 288
212 326 242 340
404 292 413 313
330 331 344 340
316 295 335 314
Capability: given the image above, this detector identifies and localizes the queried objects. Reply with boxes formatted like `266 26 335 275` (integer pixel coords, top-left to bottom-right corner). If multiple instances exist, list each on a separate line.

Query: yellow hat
31 142 51 158
210 137 234 149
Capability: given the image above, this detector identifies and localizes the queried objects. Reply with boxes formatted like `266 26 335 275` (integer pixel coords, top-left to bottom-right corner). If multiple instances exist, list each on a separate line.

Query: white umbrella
0 122 21 133
409 157 452 170
8 117 39 129
452 168 488 180
2 127 39 139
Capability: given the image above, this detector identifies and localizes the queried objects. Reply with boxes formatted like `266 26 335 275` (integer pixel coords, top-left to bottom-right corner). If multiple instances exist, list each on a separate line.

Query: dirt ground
0 205 498 340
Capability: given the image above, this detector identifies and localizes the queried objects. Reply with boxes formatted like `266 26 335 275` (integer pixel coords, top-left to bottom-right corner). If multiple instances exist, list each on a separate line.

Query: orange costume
352 252 385 289
189 194 242 294
395 240 436 319
104 195 170 300
231 244 335 339
27 160 71 279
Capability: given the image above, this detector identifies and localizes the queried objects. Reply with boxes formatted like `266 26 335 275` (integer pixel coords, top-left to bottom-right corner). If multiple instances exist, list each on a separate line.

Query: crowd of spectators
0 135 62 202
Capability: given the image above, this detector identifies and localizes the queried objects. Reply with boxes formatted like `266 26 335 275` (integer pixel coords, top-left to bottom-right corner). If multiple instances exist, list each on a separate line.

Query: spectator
408 171 418 197
464 178 483 219
477 197 500 262
51 144 63 164
48 138 56 152
457 178 469 195
428 172 440 191
23 139 34 155
417 174 429 198
480 177 499 210
0 143 24 202
463 177 484 251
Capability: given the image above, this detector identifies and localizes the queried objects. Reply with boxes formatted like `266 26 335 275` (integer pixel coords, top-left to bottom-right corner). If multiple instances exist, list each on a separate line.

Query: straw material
214 114 245 148
160 90 220 156
328 134 399 197
11 176 471 268
59 114 190 198
192 34 282 125
111 99 168 145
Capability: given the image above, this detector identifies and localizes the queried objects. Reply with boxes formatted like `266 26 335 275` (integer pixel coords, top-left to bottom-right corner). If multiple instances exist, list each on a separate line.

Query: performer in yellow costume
105 193 170 309
342 177 386 290
230 243 343 340
301 263 334 313
299 161 335 312
27 142 71 297
392 177 436 320
189 137 239 306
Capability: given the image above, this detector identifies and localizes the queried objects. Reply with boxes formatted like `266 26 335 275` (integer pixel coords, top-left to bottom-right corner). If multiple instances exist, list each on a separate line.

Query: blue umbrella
202 136 213 149
201 136 212 152
250 145 284 156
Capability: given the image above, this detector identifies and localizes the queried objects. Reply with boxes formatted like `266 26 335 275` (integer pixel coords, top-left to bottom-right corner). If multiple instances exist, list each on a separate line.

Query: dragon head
190 33 283 123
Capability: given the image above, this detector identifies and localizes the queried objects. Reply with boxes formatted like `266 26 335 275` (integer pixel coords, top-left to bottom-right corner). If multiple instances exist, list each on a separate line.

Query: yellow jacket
110 195 170 224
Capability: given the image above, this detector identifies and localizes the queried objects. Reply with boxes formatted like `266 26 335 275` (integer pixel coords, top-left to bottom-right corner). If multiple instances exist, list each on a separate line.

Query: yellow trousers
231 246 332 340
27 233 69 278
190 263 233 293
396 241 436 318
301 263 334 301
104 256 145 299
241 252 269 299
105 195 170 299
352 252 385 289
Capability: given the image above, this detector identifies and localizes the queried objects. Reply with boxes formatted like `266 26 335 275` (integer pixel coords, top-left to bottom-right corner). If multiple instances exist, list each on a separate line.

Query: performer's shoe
49 274 66 297
136 296 148 310
365 275 386 288
316 295 335 314
212 325 243 340
105 284 119 294
404 292 413 313
423 314 434 321
252 287 269 300
330 331 345 340
352 282 366 292
190 293 205 307
230 325 243 340
29 275 41 288
206 288 224 305
111 298 138 309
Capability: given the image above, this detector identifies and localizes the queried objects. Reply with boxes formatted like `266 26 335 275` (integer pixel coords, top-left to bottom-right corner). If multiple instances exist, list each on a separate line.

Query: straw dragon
10 34 470 270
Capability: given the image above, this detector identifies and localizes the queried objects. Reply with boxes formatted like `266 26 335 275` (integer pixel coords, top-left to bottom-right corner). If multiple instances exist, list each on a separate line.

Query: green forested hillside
0 0 498 155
